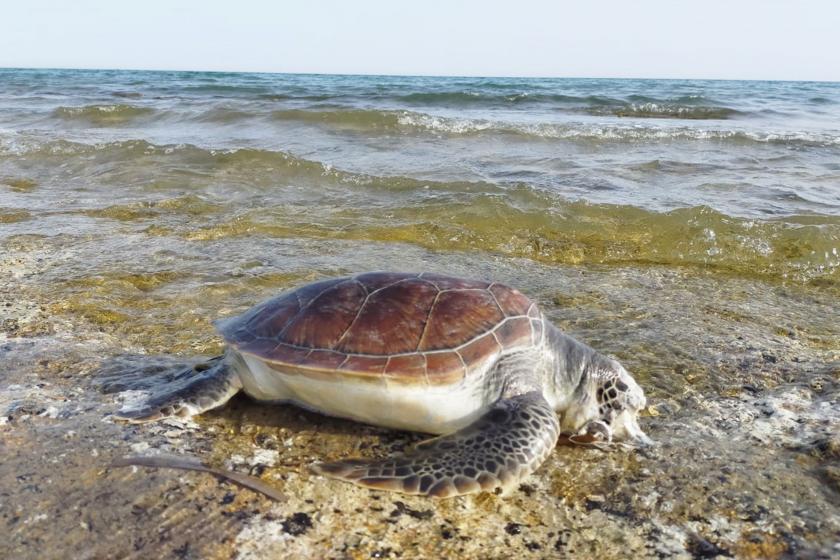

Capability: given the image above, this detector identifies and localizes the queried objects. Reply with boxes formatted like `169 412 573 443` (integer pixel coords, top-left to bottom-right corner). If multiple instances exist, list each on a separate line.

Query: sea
1 69 839 283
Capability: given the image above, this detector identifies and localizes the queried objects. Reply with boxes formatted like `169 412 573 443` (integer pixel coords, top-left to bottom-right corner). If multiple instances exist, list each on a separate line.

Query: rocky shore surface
2 240 838 560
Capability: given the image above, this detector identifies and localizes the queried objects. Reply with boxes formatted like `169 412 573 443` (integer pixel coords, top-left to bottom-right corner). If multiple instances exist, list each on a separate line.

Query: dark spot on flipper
477 472 499 490
487 408 509 423
428 480 456 498
344 458 376 467
359 477 405 491
310 461 347 476
402 475 421 493
418 475 435 493
498 468 516 486
453 476 480 494
616 380 628 391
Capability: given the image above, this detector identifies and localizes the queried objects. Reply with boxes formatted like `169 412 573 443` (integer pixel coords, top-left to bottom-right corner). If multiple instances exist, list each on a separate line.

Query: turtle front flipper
105 356 242 423
311 391 559 498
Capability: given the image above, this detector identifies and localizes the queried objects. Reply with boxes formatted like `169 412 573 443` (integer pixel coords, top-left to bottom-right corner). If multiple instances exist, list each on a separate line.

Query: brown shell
216 272 542 386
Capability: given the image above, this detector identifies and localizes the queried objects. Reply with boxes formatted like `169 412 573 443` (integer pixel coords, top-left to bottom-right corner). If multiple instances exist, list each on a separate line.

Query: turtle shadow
207 393 426 450
93 353 424 443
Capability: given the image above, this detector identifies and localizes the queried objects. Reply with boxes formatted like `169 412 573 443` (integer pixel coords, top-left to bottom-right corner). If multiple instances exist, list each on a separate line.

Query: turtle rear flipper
311 391 559 498
107 356 242 423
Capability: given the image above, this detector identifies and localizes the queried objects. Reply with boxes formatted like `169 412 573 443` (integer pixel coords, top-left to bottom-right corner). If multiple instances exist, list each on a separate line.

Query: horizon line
2 65 838 85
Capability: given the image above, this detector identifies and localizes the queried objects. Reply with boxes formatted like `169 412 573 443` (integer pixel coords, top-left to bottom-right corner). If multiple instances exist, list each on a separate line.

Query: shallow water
1 70 839 558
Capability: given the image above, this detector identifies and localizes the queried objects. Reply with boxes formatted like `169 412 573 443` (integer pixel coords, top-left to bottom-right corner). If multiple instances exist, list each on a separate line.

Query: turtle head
561 355 652 446
593 359 652 446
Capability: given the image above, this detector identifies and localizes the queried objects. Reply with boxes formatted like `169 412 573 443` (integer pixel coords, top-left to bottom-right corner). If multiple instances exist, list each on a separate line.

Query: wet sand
2 240 838 559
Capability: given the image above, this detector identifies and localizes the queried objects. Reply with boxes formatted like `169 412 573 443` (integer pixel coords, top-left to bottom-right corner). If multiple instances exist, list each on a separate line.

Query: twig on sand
111 453 286 501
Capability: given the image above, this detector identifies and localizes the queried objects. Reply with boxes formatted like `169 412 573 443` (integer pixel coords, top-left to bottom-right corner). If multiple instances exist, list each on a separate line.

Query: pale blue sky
2 0 838 80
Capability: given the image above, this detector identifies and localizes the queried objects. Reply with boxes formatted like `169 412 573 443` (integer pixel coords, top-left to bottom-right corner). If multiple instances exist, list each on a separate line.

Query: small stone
281 512 312 536
688 534 730 558
129 442 150 453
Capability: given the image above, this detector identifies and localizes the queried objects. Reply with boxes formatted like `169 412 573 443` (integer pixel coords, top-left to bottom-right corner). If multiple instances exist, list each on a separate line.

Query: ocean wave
267 107 759 138
111 91 143 99
258 93 337 102
52 104 155 125
587 102 740 120
0 137 496 195
270 108 404 128
195 107 257 123
202 105 830 145
396 91 623 106
394 112 840 146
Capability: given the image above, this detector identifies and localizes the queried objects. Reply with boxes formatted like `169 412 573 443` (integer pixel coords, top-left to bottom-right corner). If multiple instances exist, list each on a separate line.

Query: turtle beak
614 410 656 448
626 415 655 447
629 427 655 447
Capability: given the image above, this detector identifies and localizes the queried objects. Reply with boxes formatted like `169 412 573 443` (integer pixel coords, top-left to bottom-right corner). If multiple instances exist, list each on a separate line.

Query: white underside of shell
231 350 492 434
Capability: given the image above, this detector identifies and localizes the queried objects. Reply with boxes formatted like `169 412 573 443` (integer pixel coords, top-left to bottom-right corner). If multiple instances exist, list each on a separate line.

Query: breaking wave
52 104 155 125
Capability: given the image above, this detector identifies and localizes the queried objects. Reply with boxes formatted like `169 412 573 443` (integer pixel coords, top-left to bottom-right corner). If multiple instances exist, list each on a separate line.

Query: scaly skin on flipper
112 357 242 423
311 391 559 498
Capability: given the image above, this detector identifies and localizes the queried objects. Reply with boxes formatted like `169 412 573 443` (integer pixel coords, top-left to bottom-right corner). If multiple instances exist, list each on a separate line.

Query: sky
2 0 839 81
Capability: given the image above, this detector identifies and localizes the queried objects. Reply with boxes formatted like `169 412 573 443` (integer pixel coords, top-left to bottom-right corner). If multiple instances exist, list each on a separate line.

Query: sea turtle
112 272 651 498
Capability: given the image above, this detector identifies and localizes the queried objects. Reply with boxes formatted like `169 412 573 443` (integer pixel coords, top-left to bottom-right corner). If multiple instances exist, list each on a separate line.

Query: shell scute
237 338 281 357
489 284 531 317
281 280 366 348
419 272 490 291
301 349 346 370
239 295 300 339
457 333 501 372
355 272 413 293
270 343 311 365
340 355 389 376
385 354 427 380
337 278 438 355
424 351 466 383
419 290 503 351
294 277 347 307
493 317 534 349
